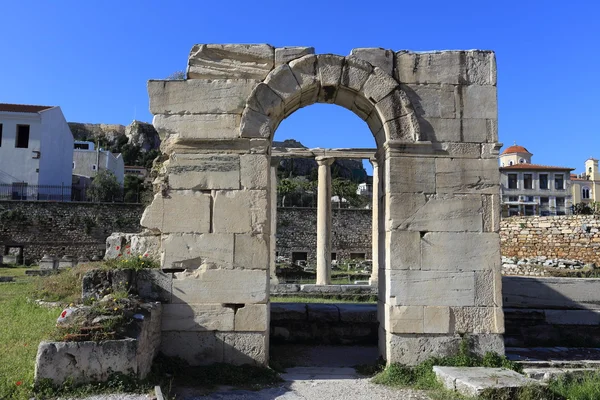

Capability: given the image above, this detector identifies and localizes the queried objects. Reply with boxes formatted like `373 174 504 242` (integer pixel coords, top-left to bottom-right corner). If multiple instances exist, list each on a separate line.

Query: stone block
385 192 427 230
338 304 378 323
317 54 344 103
466 51 496 85
462 118 488 143
160 331 223 366
434 142 481 158
171 268 268 304
217 332 268 365
373 88 411 123
161 304 235 331
363 67 399 103
246 83 284 119
240 154 269 189
451 307 504 334
482 194 500 232
417 117 461 142
481 143 502 159
340 56 373 92
152 114 240 141
436 158 500 194
235 304 268 331
148 79 258 115
386 270 475 307
141 191 211 234
396 51 463 85
385 333 460 365
161 233 234 269
421 232 500 271
424 306 451 333
270 302 307 321
544 310 600 325
386 231 421 270
289 54 318 97
386 305 424 333
462 85 497 119
350 48 394 76
433 367 538 398
213 190 268 234
239 107 272 138
386 156 436 194
401 83 457 119
275 46 315 65
167 154 240 190
474 270 502 307
136 269 172 303
187 44 274 80
307 304 340 322
396 194 483 232
264 64 301 105
234 234 269 269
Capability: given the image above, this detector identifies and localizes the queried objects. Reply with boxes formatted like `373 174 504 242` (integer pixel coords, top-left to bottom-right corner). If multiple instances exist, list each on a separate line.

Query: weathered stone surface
434 142 481 158
350 48 394 76
386 157 436 194
435 158 500 194
503 276 600 310
386 230 421 270
141 192 211 234
235 304 268 331
148 80 258 115
217 332 268 365
153 114 240 141
434 367 538 397
474 270 502 307
384 113 420 142
213 190 268 234
386 192 428 231
363 67 399 103
462 85 497 119
482 194 500 232
421 233 500 271
246 83 284 119
451 307 504 334
161 233 234 270
239 107 272 138
289 55 319 106
264 64 301 104
417 117 461 142
270 302 307 321
424 306 451 333
171 268 268 304
162 304 234 331
374 88 411 123
340 56 373 92
275 46 315 65
385 333 461 365
466 51 497 85
187 44 274 80
234 234 269 269
167 154 240 190
386 305 424 333
160 331 223 366
337 304 378 323
396 51 463 84
544 310 600 325
386 270 475 306
462 118 488 143
240 155 269 189
397 195 483 232
401 83 456 119
317 54 344 103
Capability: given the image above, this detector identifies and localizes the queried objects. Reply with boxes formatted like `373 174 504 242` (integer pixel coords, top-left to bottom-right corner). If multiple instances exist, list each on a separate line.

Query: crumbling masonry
138 44 504 365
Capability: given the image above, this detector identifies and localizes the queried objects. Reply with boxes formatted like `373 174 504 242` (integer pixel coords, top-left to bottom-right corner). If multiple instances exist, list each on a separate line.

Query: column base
383 332 505 365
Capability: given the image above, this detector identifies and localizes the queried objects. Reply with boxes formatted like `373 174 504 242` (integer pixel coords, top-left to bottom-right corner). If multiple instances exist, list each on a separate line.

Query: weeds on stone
103 254 160 271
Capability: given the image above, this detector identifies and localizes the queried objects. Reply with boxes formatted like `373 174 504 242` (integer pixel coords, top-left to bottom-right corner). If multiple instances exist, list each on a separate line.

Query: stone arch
239 54 420 148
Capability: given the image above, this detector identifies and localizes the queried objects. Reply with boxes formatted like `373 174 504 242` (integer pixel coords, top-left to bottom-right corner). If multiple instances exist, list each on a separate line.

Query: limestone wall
500 215 600 264
277 207 372 262
0 201 143 264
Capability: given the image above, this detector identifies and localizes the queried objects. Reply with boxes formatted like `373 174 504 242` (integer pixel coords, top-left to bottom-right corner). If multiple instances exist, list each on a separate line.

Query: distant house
571 158 600 205
0 103 74 200
73 141 124 184
124 165 149 180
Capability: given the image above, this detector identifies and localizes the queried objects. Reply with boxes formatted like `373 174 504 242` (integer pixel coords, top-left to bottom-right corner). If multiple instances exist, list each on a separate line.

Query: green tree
331 178 360 208
123 175 144 203
87 170 123 202
278 178 297 207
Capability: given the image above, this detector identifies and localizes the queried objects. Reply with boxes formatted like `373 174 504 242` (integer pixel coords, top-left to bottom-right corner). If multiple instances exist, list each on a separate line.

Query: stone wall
277 207 372 262
0 201 144 264
500 216 600 264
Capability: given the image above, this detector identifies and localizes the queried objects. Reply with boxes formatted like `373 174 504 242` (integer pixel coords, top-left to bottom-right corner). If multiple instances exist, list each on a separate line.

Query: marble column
270 157 280 285
316 157 334 285
369 158 380 286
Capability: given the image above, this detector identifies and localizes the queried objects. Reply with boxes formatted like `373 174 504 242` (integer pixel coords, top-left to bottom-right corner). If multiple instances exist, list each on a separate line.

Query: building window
583 187 591 199
539 174 548 189
519 158 525 164
350 253 366 260
556 197 565 215
555 174 564 190
0 123 3 146
508 174 518 189
524 174 533 189
72 162 76 170
16 125 30 148
540 197 549 206
508 196 518 202
291 251 308 266
589 167 593 174
509 161 514 166
92 164 97 171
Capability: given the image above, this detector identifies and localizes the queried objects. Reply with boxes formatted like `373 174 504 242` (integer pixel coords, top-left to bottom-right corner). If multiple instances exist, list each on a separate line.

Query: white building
73 141 125 184
0 103 74 200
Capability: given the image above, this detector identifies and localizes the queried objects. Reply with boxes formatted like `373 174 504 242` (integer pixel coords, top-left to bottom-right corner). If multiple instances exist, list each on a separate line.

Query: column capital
369 157 379 168
315 156 335 166
270 156 281 167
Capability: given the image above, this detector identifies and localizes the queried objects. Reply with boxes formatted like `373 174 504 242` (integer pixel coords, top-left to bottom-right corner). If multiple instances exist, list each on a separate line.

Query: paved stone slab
433 366 540 397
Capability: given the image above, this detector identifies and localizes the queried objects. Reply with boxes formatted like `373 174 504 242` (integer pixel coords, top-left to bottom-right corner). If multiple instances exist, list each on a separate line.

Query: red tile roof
0 103 54 113
500 163 574 171
502 145 531 155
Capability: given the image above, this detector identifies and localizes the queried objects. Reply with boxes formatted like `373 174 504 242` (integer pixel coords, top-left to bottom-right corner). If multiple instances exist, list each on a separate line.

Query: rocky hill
68 121 160 153
274 139 368 182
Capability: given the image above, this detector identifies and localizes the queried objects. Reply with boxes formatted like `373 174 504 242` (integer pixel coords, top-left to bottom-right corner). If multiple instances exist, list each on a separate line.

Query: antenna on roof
513 141 516 145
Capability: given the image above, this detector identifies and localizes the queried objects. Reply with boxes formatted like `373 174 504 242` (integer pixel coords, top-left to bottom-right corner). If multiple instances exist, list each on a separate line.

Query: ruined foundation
137 44 503 365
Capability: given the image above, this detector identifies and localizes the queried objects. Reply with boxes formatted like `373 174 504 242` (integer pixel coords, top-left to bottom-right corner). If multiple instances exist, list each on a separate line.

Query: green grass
0 275 61 400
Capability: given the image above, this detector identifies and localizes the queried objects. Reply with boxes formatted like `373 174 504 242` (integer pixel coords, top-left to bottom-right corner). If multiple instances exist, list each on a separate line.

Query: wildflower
114 307 118 311
16 381 22 386
126 245 130 249
127 251 131 255
60 310 68 318
143 253 148 257
118 254 122 257
69 303 74 307
138 255 142 259
115 246 120 250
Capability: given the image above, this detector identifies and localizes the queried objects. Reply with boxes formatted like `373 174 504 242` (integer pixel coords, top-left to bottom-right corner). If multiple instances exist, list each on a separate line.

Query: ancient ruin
138 44 503 365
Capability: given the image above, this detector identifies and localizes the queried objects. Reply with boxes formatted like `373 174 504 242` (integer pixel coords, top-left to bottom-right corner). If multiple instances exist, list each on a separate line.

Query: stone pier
316 157 334 285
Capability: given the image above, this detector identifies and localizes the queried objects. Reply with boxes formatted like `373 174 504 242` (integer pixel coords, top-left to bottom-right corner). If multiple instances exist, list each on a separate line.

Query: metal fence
0 184 137 203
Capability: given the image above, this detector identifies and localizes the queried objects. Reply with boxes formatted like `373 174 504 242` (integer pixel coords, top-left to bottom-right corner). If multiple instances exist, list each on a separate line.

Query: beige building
500 144 574 216
571 158 600 205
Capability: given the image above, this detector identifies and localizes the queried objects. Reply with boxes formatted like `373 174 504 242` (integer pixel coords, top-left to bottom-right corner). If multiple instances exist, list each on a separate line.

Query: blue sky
1 0 599 174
